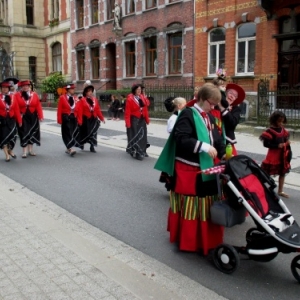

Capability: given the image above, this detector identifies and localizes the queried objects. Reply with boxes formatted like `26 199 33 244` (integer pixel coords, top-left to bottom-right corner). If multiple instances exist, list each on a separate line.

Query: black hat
83 85 94 97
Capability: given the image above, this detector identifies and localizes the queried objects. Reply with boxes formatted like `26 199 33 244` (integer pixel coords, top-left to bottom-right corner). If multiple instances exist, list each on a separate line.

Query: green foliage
40 72 66 99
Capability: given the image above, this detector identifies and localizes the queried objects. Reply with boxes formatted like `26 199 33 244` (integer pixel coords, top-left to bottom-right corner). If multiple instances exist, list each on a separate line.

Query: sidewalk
0 173 227 300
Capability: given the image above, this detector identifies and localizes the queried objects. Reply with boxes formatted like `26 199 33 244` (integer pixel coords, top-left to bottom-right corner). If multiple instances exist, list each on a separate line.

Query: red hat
0 81 11 88
226 83 245 106
18 80 31 87
65 84 75 90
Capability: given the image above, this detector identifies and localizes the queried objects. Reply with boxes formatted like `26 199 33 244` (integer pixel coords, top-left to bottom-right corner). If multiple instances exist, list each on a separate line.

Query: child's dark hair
164 97 175 112
269 110 287 126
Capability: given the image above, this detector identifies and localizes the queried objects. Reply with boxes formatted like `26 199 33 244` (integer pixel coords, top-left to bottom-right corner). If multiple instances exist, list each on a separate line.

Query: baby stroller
208 155 300 282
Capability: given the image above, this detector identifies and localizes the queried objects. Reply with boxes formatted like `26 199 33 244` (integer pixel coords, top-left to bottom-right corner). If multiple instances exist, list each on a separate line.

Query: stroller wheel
213 244 240 274
291 255 300 283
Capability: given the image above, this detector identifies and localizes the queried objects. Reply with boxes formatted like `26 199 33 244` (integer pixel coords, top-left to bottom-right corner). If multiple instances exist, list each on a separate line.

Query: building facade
70 0 194 91
194 0 300 117
0 0 71 85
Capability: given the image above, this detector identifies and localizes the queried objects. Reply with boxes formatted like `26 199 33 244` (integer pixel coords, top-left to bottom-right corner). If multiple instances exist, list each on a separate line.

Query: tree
40 72 66 100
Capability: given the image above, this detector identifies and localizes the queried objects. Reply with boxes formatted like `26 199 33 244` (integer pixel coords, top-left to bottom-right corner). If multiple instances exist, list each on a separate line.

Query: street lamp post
0 46 16 81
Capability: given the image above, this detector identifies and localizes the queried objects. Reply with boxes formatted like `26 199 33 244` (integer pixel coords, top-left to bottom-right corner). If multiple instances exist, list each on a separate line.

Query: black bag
210 199 246 227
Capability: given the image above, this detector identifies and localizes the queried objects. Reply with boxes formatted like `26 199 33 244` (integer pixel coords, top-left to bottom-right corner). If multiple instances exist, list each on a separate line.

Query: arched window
52 42 62 72
76 43 85 80
208 28 225 75
236 23 256 74
90 40 100 79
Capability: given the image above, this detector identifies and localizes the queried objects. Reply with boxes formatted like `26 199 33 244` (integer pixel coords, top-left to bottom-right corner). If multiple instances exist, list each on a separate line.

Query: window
91 0 98 24
76 0 84 28
51 0 59 19
208 28 225 75
168 32 182 74
107 0 114 20
0 0 8 25
125 41 135 77
77 47 85 80
236 23 256 74
126 0 135 14
146 0 156 9
90 43 100 79
29 56 36 83
145 36 157 76
26 0 34 25
52 42 62 72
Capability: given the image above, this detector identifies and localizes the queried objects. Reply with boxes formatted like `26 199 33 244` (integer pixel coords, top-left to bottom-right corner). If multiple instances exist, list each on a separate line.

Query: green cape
154 107 214 181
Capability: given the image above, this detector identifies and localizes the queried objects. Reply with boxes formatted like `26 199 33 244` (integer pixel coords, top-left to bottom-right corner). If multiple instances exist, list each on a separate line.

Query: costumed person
15 80 44 158
154 83 226 255
218 83 245 156
159 96 187 191
125 83 150 161
260 111 292 198
57 84 81 156
0 81 22 161
77 84 105 153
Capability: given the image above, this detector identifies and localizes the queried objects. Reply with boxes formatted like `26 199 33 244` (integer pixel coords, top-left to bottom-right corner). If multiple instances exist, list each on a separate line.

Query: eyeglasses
205 99 215 106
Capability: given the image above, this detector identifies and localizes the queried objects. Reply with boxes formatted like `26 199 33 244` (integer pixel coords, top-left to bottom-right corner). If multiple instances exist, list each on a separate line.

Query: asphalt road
1 131 300 300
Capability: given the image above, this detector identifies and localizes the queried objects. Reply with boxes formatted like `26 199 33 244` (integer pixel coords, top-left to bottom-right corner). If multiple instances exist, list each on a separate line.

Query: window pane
125 41 135 77
146 0 156 9
169 33 182 74
107 0 114 19
145 37 157 75
29 56 36 83
52 43 62 72
91 47 100 79
91 0 99 24
237 41 245 73
77 0 84 28
219 43 225 69
77 50 85 80
210 28 225 42
238 23 256 38
126 0 135 14
248 40 256 72
209 45 216 74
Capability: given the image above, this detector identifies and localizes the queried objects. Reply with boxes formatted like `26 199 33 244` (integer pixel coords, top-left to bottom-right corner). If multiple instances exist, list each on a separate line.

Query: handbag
210 199 246 228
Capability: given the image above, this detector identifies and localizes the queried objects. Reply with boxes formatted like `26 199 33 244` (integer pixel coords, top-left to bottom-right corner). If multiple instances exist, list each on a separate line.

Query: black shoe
144 153 149 157
135 154 144 161
90 145 96 153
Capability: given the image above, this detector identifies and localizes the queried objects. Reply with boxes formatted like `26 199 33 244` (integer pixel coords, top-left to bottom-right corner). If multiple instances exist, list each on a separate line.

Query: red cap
18 80 31 87
65 84 76 90
0 81 11 88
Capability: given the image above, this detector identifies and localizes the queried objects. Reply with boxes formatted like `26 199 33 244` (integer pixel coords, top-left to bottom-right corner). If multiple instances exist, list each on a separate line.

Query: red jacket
76 96 105 125
15 91 44 120
0 93 22 125
57 94 80 124
124 93 150 128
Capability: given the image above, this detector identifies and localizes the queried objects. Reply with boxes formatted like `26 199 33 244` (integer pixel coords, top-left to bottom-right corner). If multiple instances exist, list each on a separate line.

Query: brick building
70 0 194 92
194 0 300 118
0 0 71 85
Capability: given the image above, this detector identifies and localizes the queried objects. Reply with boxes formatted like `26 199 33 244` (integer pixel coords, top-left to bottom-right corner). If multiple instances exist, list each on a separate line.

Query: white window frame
235 23 256 75
207 28 225 76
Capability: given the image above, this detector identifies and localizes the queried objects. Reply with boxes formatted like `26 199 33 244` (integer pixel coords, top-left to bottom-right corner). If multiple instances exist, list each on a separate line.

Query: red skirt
167 193 224 255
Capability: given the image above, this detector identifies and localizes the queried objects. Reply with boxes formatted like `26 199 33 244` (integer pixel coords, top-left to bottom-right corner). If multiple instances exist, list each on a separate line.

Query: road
0 117 300 300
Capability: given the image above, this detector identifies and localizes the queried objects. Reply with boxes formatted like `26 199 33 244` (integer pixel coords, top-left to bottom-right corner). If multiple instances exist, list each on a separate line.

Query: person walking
125 84 150 160
217 83 245 155
57 84 81 156
77 84 105 153
15 80 44 158
0 81 22 161
154 83 225 255
260 111 292 198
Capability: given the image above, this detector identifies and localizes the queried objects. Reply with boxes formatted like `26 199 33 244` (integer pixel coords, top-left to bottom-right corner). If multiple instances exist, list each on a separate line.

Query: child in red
260 111 291 198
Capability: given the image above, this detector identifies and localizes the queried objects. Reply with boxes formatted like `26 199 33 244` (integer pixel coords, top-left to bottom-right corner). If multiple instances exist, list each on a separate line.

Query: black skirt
0 116 18 150
61 113 80 149
79 116 100 146
126 116 147 157
18 110 40 147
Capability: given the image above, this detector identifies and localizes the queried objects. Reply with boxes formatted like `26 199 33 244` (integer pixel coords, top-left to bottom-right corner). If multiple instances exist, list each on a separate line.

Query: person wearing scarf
0 81 22 161
125 84 150 160
15 80 44 158
57 84 81 156
76 84 105 153
154 83 225 255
